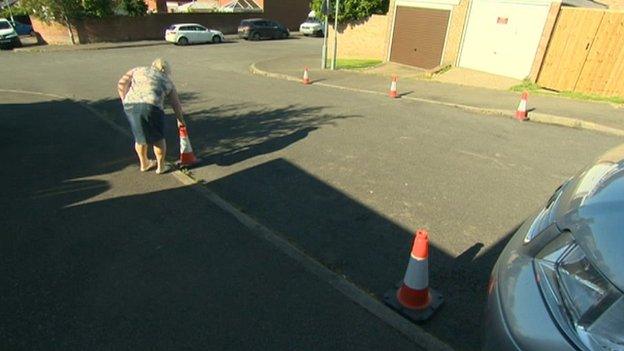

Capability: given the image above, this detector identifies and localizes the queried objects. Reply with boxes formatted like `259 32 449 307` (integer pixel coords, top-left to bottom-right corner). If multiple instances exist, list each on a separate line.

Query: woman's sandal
141 159 157 172
155 164 172 175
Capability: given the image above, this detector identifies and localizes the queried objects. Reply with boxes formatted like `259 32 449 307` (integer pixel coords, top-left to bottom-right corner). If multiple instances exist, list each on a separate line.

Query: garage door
390 6 450 69
458 0 550 79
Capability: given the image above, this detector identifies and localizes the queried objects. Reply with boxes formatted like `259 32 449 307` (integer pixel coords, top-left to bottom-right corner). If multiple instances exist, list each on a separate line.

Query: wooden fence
537 8 624 97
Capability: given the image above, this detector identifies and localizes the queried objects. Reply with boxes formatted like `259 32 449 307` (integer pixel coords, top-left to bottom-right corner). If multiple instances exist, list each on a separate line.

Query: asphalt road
2 37 622 350
0 91 419 351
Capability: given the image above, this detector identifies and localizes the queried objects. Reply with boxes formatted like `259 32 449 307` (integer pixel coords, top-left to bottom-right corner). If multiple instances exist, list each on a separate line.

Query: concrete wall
32 0 308 44
327 15 390 60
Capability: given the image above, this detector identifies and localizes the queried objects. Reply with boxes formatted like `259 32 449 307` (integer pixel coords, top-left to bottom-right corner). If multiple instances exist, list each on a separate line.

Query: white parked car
165 23 224 46
299 17 323 37
0 18 21 49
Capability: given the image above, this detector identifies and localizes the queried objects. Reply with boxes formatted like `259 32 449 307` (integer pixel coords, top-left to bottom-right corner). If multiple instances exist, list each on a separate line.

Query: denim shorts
123 103 165 144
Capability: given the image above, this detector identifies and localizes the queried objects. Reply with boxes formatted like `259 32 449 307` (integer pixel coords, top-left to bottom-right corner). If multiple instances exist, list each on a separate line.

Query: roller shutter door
390 6 450 69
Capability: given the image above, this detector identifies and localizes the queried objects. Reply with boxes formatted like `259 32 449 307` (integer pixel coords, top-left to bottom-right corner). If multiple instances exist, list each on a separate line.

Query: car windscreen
0 22 11 30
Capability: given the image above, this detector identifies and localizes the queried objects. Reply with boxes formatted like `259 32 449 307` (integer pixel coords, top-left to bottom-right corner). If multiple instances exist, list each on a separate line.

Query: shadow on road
203 158 518 350
1 95 517 351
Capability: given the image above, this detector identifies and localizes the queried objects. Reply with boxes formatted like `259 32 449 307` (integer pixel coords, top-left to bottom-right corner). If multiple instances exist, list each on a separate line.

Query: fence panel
538 8 624 97
537 8 603 92
575 12 624 96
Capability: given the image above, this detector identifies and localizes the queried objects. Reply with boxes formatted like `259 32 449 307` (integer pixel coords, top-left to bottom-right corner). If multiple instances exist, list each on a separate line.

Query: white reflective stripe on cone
518 100 527 111
180 137 193 153
403 256 428 290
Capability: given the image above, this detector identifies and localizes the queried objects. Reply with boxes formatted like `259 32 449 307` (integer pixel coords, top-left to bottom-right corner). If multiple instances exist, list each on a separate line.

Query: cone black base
383 282 444 322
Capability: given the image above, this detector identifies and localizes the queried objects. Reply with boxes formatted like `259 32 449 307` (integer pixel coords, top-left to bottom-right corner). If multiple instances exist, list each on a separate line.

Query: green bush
117 0 148 17
311 0 389 23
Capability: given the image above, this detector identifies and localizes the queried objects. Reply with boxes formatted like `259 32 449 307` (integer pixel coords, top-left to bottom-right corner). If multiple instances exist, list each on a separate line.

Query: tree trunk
63 14 76 45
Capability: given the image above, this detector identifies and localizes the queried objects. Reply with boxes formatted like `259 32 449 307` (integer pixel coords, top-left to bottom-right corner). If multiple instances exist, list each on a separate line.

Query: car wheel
251 32 260 41
177 37 189 46
315 30 323 37
212 35 222 44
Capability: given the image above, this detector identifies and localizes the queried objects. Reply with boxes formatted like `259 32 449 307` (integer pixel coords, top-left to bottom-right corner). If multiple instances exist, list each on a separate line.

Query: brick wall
31 19 79 45
326 0 469 65
146 0 167 13
528 1 561 81
327 15 390 60
442 0 470 66
32 0 309 44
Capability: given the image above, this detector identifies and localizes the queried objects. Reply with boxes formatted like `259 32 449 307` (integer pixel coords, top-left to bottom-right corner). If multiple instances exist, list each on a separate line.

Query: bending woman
117 58 186 174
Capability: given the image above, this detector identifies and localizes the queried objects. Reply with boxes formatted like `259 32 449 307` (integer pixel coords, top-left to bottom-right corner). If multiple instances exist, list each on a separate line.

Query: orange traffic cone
302 67 311 85
384 229 443 321
389 76 398 98
515 91 529 121
178 125 198 166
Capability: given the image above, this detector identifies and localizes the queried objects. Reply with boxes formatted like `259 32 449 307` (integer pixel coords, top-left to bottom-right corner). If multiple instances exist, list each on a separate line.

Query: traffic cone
389 76 398 98
515 91 529 121
384 229 443 322
302 67 311 85
178 125 198 166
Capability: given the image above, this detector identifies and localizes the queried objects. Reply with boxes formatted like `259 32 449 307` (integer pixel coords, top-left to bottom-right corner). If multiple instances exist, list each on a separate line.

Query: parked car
238 19 289 40
165 23 224 46
483 143 624 351
0 18 21 49
10 20 34 36
299 17 323 37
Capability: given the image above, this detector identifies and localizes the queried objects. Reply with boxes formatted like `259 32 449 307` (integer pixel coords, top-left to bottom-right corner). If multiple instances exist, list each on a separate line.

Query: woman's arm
117 69 134 101
167 87 187 127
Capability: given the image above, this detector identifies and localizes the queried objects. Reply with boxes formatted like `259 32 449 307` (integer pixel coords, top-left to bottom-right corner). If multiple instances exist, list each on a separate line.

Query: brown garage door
390 6 450 69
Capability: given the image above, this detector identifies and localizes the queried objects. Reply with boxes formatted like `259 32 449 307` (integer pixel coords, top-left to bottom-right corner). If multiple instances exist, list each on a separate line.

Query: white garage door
458 0 550 79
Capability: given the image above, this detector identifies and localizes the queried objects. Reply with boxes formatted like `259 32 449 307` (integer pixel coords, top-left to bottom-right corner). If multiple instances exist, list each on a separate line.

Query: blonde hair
151 58 171 76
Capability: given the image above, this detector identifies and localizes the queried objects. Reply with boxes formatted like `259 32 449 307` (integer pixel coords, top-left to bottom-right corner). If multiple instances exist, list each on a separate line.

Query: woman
117 58 186 174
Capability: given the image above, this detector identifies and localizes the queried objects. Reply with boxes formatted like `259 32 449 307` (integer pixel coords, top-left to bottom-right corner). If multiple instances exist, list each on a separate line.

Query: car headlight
524 180 570 244
534 232 624 351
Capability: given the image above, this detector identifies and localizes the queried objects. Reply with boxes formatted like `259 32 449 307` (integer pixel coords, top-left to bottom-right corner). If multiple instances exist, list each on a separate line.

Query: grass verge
327 59 383 70
510 79 624 105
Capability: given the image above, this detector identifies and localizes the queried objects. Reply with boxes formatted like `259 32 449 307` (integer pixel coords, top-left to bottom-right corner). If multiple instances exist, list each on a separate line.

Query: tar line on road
2 88 455 351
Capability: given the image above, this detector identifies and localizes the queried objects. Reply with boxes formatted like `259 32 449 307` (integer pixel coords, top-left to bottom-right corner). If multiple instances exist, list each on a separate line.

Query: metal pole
331 0 340 70
5 0 14 22
321 12 329 69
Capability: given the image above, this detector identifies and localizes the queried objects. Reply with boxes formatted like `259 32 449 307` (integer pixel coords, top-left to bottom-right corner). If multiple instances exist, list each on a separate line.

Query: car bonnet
554 143 624 290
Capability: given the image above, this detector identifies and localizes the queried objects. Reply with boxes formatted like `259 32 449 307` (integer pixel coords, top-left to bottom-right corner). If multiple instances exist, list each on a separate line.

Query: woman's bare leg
153 139 167 173
134 143 150 170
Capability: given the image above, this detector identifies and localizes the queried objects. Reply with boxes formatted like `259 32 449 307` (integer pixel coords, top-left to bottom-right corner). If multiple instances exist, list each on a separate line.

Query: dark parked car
483 143 624 351
10 20 34 36
238 19 289 40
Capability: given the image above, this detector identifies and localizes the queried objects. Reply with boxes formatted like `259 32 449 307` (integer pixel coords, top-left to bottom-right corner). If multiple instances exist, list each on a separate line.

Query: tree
21 0 84 43
117 0 148 16
83 0 114 18
310 0 389 23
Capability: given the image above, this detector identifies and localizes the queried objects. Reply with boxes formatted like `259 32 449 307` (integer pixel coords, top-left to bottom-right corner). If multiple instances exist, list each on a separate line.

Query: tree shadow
85 96 357 168
162 102 358 166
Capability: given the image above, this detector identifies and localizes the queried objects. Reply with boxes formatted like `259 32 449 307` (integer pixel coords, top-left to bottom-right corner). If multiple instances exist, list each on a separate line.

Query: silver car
483 144 624 351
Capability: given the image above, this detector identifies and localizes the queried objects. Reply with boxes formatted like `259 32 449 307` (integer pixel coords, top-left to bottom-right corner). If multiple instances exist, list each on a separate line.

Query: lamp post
321 0 329 69
330 0 340 70
4 0 15 22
